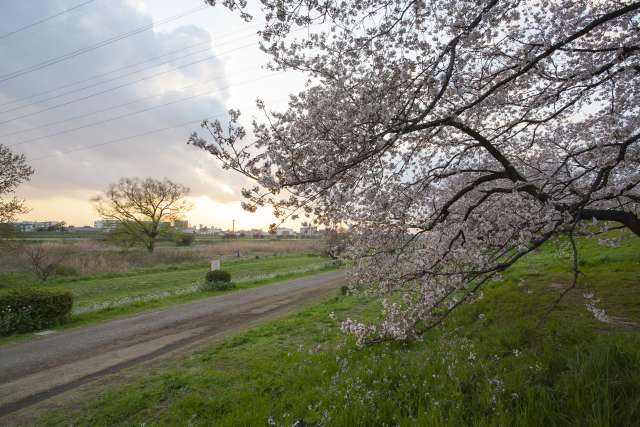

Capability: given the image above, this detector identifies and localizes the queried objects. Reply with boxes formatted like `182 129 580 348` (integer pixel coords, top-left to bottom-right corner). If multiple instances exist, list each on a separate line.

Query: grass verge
35 232 640 426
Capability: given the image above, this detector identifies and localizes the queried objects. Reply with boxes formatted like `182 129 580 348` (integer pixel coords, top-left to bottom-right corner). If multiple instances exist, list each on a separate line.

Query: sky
0 0 307 230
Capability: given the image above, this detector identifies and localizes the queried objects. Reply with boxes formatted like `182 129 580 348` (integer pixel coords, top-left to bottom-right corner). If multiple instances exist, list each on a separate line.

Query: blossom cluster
195 0 640 342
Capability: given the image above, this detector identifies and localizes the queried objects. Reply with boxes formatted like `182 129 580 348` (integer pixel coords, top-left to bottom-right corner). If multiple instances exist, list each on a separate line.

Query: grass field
0 253 338 344
35 231 640 426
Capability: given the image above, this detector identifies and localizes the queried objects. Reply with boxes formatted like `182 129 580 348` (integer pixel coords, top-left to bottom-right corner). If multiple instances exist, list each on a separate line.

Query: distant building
94 220 119 231
275 227 295 237
197 225 224 235
14 222 37 233
14 221 65 233
67 226 97 233
248 228 267 238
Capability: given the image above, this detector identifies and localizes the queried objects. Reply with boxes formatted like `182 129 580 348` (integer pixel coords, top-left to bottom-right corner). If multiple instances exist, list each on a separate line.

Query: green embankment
38 232 640 426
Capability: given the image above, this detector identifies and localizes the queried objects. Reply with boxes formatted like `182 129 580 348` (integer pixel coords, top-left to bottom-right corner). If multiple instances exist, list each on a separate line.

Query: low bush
174 233 195 247
0 288 73 336
205 270 231 283
201 269 235 292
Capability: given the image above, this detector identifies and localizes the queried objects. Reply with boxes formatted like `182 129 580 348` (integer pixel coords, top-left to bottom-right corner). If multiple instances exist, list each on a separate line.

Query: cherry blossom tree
192 0 640 344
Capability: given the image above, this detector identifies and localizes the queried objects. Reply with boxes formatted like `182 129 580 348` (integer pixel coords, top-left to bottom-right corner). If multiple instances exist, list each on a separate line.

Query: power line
8 84 222 147
27 94 290 162
0 24 261 110
0 38 258 116
0 22 303 114
0 0 97 41
28 116 212 162
0 4 208 84
0 45 214 116
1 33 283 139
0 80 204 139
0 55 218 126
0 39 260 126
9 73 280 147
1 35 261 138
0 43 211 111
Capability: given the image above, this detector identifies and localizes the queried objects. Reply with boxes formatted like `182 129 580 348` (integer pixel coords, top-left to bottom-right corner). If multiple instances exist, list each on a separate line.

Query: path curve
0 270 347 418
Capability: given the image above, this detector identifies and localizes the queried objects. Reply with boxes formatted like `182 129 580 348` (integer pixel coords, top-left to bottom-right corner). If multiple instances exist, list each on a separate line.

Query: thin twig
537 223 581 327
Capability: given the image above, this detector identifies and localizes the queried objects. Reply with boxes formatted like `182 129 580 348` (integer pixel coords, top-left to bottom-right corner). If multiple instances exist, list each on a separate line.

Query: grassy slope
39 233 640 426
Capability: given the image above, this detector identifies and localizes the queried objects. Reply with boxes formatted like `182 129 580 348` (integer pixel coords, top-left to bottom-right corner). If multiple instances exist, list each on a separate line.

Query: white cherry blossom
192 0 640 342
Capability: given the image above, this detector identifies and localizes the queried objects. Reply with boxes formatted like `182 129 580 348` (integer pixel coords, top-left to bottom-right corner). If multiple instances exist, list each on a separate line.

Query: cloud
0 0 252 221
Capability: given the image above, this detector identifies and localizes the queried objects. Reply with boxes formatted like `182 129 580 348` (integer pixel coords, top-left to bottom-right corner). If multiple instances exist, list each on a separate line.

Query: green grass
34 232 640 426
5 232 312 245
70 253 329 310
1 253 328 310
0 254 338 346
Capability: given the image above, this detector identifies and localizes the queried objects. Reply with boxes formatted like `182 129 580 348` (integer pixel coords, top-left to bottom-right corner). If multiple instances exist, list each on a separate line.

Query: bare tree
18 243 75 282
0 145 33 224
92 178 192 253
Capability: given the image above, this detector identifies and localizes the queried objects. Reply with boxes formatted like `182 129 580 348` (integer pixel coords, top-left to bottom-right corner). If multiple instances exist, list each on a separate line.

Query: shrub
174 233 195 247
205 270 231 283
0 288 73 336
200 270 234 292
17 243 76 281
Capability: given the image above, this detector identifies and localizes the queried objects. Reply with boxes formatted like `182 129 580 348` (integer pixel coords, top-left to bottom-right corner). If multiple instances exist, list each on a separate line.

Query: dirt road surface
0 270 346 421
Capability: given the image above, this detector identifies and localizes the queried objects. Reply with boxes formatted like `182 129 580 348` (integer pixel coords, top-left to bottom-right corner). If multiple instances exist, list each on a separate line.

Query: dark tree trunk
578 209 640 237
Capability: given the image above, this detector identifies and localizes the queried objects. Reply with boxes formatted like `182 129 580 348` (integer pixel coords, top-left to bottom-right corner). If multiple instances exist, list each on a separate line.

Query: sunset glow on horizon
17 194 294 231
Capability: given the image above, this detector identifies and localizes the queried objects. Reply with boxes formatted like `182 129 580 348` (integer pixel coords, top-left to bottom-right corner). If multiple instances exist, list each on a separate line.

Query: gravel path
0 270 346 419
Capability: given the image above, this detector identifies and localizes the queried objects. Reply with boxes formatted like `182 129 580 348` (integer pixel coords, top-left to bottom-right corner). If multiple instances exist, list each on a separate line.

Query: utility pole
232 219 235 234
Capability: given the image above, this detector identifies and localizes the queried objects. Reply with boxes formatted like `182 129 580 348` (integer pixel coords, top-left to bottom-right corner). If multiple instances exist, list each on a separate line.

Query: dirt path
0 270 347 420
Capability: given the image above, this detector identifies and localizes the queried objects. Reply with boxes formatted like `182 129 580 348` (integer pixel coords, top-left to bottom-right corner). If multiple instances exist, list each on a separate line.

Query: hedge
205 270 232 284
0 288 73 336
201 270 235 292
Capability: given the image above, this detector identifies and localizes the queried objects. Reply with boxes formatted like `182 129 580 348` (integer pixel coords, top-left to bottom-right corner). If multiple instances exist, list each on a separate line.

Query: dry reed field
0 239 323 275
